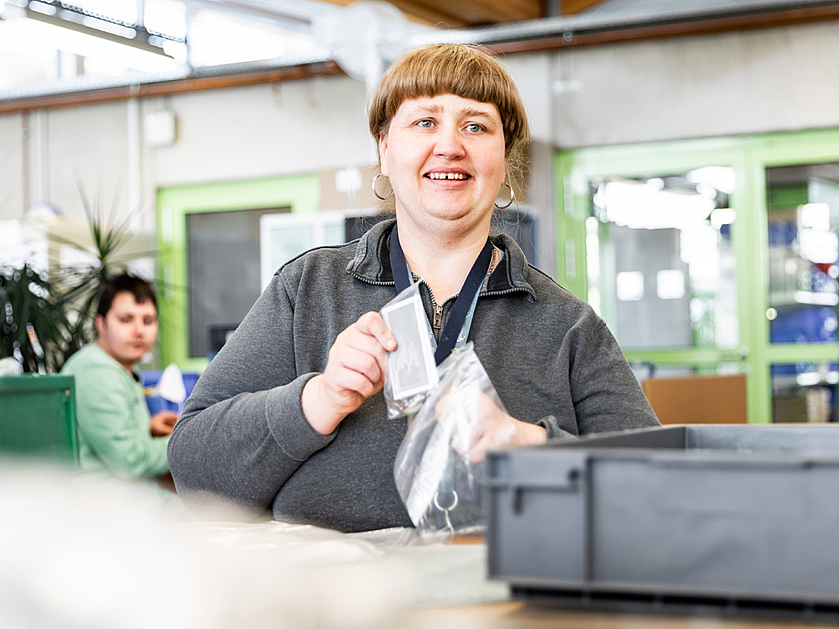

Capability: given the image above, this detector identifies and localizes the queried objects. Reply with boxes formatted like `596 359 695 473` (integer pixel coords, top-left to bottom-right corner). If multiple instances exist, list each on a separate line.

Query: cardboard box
641 373 747 424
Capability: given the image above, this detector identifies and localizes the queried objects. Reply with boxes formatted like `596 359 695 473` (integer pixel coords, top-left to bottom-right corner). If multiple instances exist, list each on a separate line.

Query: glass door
765 162 839 422
559 129 839 424
557 140 752 407
587 169 738 360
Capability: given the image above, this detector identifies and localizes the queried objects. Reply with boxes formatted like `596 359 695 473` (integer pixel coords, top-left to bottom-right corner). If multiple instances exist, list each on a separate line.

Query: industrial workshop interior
4 0 839 626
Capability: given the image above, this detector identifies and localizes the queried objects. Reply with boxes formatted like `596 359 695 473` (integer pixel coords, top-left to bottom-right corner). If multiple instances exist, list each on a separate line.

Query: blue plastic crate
141 370 199 414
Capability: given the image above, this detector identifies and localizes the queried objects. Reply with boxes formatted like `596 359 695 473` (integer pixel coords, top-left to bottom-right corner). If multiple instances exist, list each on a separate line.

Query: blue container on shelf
141 370 199 414
767 220 797 246
770 306 837 343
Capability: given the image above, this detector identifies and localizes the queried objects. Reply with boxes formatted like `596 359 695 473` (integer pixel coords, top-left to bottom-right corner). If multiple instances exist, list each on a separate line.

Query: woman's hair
368 43 531 164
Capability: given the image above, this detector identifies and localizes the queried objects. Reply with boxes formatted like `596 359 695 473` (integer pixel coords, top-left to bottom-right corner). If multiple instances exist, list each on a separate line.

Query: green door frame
556 128 839 424
156 174 320 372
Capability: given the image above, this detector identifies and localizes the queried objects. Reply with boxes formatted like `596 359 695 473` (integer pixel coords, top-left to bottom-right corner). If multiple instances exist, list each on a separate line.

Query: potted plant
0 184 145 373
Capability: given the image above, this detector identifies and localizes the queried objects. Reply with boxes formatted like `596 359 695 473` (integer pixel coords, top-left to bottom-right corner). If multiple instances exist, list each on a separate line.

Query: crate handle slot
507 469 584 516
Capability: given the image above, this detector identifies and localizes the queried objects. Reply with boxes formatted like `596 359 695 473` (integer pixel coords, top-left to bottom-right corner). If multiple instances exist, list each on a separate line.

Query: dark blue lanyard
390 223 493 365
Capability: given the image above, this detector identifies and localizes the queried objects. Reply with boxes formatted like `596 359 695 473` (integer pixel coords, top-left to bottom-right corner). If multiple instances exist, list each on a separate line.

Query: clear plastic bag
380 283 438 419
393 343 510 538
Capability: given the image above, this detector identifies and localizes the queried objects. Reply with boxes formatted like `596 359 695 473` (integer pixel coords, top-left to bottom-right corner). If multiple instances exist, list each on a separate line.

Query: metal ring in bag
433 489 459 511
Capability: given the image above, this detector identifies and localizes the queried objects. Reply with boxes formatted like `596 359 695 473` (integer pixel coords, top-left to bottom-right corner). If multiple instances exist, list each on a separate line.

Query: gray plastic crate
485 425 839 617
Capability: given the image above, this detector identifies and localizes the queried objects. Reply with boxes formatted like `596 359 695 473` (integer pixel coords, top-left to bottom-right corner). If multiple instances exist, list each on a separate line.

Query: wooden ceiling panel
561 0 609 16
430 0 541 23
320 0 543 26
318 0 465 25
383 0 471 27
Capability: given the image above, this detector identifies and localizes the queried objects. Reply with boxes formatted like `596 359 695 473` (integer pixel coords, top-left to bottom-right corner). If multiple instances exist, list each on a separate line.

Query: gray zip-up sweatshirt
168 219 659 532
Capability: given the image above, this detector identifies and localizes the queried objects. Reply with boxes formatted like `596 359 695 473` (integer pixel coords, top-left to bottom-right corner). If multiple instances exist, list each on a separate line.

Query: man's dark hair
96 274 158 319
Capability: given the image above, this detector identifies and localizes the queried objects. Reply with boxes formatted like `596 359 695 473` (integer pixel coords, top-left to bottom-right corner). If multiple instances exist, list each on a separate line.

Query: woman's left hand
437 390 547 463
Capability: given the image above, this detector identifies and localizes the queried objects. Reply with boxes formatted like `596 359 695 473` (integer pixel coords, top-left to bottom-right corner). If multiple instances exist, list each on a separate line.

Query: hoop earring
494 182 514 210
372 173 394 201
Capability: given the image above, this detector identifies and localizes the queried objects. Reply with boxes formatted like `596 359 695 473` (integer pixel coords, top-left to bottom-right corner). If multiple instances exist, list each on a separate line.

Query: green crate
0 374 79 465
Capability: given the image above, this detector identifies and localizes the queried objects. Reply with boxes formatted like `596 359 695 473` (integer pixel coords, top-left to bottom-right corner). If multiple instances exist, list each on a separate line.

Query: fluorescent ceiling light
0 18 180 71
0 18 183 71
0 0 184 72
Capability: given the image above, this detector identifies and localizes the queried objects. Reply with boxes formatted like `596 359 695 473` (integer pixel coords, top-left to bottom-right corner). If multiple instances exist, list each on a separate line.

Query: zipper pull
432 303 443 332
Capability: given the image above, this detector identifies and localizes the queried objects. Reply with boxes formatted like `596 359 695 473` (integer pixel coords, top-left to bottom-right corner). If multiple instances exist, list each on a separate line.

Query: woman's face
379 93 506 236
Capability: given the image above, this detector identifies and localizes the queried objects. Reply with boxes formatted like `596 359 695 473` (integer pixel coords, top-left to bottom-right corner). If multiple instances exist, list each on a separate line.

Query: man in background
62 274 175 478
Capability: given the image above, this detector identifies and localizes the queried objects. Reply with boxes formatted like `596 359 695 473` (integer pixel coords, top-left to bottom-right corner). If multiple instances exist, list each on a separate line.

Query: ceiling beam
0 61 342 114
487 3 839 53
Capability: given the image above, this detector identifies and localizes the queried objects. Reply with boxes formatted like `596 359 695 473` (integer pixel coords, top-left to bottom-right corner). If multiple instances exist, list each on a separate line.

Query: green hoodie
62 343 169 477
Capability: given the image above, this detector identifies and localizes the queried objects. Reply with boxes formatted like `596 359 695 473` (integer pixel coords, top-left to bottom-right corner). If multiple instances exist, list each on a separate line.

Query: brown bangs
368 44 530 159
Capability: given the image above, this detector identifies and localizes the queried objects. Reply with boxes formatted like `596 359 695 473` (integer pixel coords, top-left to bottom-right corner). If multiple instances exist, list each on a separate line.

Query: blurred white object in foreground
0 462 506 628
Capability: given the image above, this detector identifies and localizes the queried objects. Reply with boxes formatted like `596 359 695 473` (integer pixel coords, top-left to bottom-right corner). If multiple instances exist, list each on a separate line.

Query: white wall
0 75 377 265
46 103 131 222
145 75 374 188
504 51 554 145
0 113 23 220
548 20 839 148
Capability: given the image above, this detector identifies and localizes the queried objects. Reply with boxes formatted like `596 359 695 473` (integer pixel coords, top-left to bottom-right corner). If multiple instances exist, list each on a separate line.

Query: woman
168 44 659 532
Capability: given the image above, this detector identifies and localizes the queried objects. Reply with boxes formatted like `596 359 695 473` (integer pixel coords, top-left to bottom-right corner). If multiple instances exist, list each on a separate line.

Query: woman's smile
424 171 470 181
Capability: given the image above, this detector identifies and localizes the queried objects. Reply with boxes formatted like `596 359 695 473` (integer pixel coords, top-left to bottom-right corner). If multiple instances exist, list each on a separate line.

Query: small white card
381 292 438 400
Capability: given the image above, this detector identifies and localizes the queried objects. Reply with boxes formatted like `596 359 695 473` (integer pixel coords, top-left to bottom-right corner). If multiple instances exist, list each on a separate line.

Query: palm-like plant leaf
0 263 73 373
55 182 136 362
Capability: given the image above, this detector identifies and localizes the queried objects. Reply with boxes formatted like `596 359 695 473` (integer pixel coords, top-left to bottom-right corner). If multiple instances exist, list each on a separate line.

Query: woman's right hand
301 311 397 435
